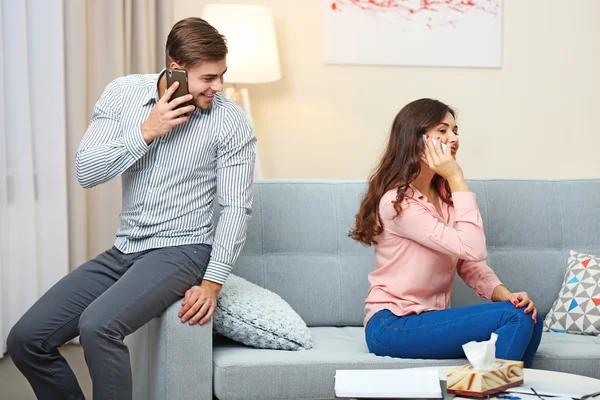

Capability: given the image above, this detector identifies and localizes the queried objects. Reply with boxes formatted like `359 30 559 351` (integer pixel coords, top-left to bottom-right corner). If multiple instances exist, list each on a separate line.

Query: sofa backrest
232 180 600 327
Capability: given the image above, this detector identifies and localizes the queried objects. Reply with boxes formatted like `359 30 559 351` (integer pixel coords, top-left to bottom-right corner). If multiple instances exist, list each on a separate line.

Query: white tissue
462 332 500 370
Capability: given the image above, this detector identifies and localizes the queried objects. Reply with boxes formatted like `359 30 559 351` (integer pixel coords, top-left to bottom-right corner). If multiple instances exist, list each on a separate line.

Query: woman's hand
423 136 467 192
492 285 537 323
509 291 537 323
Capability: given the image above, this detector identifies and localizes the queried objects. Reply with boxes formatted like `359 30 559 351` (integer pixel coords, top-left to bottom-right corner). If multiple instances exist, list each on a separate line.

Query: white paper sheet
334 369 442 399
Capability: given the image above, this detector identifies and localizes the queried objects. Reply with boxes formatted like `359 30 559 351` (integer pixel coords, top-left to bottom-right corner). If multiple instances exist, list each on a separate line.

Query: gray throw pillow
213 274 313 350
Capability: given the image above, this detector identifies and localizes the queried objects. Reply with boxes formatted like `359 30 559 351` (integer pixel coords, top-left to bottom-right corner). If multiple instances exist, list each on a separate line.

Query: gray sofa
127 179 600 400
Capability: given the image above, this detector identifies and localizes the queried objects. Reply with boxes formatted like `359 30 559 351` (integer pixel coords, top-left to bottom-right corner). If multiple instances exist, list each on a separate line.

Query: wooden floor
0 345 91 400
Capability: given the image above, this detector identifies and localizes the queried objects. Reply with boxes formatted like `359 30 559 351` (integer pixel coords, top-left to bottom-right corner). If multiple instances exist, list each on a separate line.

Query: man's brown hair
165 17 227 67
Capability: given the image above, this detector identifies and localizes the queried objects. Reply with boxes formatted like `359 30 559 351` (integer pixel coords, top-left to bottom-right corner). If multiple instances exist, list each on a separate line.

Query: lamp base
223 86 264 180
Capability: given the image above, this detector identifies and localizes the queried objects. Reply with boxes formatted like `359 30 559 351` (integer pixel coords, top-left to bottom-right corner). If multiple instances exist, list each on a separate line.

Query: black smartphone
166 68 193 116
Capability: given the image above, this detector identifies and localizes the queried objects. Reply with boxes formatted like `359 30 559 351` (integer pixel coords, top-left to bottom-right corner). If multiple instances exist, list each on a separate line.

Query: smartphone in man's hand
166 68 193 116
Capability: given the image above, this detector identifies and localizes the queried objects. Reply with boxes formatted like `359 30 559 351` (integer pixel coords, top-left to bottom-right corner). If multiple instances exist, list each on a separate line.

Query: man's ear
169 61 181 70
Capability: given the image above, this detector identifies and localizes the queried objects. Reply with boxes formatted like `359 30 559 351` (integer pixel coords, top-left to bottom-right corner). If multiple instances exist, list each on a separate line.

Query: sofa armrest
127 301 213 400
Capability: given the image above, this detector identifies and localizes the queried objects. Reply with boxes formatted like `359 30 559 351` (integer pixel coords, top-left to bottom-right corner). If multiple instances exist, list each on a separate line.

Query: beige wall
174 0 600 180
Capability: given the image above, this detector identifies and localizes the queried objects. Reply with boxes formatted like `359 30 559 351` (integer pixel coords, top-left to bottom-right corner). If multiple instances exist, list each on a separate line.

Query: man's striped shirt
75 71 256 284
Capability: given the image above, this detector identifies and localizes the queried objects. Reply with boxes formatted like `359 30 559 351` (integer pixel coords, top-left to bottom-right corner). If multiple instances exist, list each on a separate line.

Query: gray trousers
7 243 210 400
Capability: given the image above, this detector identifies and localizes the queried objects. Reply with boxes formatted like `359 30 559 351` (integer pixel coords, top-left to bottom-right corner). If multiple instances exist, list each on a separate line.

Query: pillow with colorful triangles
544 251 600 335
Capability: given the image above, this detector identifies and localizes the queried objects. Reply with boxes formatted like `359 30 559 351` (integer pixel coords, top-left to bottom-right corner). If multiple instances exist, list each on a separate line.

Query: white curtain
64 0 173 260
0 0 70 356
0 0 174 357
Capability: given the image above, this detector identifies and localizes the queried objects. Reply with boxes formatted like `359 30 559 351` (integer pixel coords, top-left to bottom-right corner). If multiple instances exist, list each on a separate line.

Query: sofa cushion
213 274 313 351
533 331 600 378
544 251 600 335
212 327 600 400
233 180 600 328
212 327 466 400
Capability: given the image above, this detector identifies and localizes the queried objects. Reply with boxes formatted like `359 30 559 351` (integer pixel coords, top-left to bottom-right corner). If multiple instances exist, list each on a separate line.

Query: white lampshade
202 4 281 84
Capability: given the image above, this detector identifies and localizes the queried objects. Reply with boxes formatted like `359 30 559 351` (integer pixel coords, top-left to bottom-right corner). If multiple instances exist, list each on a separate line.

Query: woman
349 98 542 367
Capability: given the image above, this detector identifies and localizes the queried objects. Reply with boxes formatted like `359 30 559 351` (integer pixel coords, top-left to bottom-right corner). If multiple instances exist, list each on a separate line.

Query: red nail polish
513 300 518 305
426 135 430 138
525 309 530 314
437 137 440 139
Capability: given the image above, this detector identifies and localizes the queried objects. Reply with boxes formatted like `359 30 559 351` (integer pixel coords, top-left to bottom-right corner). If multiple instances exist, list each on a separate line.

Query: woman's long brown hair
349 98 455 246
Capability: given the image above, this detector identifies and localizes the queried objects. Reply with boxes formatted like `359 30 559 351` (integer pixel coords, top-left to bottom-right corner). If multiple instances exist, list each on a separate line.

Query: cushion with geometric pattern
544 250 600 335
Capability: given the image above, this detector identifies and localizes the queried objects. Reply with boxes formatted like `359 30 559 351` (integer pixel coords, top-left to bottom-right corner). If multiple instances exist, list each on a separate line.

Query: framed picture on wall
323 0 503 68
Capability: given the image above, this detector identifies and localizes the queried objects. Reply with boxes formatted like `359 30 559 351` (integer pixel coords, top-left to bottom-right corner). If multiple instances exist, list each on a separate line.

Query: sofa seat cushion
213 327 600 400
212 327 465 400
532 331 600 378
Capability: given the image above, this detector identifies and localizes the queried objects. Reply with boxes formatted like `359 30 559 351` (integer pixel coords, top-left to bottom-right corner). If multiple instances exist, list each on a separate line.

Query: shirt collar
407 183 425 199
142 68 166 106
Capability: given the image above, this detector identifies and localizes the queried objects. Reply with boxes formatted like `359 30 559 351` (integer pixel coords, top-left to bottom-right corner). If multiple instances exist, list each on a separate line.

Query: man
7 17 255 400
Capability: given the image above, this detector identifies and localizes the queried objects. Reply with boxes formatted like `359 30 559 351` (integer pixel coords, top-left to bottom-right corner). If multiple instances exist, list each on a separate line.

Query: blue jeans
365 302 543 368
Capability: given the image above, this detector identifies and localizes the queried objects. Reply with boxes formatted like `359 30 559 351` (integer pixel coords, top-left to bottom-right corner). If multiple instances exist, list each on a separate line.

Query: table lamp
202 4 281 179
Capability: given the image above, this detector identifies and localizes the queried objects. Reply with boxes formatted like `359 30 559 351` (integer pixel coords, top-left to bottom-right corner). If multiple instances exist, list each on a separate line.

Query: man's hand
492 284 537 323
178 280 222 326
140 81 195 144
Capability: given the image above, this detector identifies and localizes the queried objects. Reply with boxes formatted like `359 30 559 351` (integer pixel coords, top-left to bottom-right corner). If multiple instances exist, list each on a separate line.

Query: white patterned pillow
213 274 313 350
544 251 600 335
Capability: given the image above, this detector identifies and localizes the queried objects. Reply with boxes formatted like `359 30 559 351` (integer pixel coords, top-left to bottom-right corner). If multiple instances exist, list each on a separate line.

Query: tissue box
446 359 524 397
